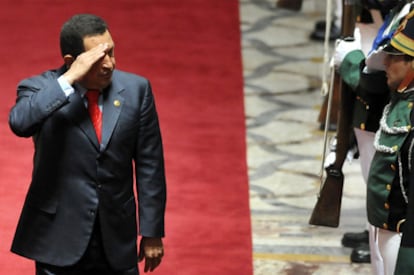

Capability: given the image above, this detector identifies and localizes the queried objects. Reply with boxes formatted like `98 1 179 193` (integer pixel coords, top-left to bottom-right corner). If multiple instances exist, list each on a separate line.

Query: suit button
386 184 391 191
89 210 95 216
97 184 102 189
384 202 390 209
383 223 388 230
390 164 396 171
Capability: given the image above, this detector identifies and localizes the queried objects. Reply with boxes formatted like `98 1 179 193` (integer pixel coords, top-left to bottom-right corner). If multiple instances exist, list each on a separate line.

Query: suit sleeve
9 75 68 137
134 80 167 238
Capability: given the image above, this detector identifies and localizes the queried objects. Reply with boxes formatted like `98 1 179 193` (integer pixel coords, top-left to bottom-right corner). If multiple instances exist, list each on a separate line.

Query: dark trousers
35 220 138 275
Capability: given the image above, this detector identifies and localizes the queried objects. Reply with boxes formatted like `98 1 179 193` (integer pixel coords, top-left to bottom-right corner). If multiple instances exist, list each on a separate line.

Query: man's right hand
62 43 108 85
333 28 361 69
365 46 386 72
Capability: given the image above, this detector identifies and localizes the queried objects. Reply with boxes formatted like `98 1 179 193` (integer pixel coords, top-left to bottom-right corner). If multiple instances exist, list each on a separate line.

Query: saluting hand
63 43 108 85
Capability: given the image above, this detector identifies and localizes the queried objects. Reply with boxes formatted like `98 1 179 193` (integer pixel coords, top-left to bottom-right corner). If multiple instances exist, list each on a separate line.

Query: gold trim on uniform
391 33 414 57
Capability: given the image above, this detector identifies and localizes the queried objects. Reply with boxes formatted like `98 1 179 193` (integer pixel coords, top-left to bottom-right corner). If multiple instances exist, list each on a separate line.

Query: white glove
365 45 386 72
324 136 337 168
323 136 358 168
346 144 358 164
324 151 336 168
333 27 362 69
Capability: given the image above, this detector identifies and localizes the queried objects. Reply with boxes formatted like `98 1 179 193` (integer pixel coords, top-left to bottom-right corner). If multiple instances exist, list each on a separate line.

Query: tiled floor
240 1 373 274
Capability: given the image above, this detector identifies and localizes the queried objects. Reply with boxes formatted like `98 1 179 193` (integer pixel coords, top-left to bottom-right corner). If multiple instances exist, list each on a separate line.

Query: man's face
81 30 116 90
384 54 412 92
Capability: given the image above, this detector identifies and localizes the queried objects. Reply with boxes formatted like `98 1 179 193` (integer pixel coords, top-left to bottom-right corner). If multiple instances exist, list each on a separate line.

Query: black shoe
350 243 371 263
310 21 340 41
341 230 369 248
314 20 327 31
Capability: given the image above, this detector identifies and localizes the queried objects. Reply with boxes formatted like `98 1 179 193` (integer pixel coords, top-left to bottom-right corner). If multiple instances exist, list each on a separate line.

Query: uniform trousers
355 129 403 274
35 215 138 275
372 227 401 275
354 129 384 275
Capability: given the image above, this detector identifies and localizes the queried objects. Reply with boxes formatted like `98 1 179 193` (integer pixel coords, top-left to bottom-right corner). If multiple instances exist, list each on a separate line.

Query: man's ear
63 54 75 68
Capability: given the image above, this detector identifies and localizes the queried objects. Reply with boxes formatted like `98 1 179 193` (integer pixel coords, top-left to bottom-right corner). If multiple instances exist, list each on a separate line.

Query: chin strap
397 64 414 92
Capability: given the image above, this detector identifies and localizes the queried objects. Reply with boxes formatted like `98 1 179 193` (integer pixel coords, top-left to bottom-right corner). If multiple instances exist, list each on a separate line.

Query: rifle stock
309 0 356 227
309 167 344 227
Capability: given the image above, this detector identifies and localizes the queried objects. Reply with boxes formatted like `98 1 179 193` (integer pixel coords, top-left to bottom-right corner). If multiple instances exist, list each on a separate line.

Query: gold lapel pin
114 100 121 107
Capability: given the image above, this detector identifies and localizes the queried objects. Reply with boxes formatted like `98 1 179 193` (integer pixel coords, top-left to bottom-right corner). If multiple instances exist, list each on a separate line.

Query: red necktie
85 90 102 143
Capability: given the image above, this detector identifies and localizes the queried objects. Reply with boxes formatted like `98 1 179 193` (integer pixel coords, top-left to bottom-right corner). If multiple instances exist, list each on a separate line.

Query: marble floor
240 0 373 274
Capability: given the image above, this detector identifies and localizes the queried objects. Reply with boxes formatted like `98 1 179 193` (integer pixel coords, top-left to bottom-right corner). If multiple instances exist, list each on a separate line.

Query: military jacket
367 90 414 230
339 50 390 133
367 89 414 274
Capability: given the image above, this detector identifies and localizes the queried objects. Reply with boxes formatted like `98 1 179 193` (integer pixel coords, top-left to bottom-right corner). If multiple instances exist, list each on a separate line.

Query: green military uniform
337 51 414 274
337 2 414 273
339 50 390 132
367 90 414 231
366 89 414 274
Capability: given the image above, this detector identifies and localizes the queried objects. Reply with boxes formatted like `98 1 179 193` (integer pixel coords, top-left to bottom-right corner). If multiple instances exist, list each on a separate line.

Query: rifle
309 0 357 227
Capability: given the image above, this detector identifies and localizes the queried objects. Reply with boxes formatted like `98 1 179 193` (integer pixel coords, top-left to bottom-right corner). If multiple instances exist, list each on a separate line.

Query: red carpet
0 1 252 274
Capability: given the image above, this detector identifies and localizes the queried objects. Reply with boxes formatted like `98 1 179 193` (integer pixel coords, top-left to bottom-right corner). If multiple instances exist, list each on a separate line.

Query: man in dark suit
9 14 167 275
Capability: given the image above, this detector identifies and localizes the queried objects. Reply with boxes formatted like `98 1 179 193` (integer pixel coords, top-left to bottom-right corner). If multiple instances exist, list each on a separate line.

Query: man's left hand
138 237 164 272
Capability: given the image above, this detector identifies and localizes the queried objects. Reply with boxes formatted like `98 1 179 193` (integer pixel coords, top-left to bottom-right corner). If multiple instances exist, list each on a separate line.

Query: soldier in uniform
330 1 411 271
367 9 414 274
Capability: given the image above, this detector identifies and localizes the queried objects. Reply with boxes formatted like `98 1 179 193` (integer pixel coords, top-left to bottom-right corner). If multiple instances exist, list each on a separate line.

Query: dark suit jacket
9 66 167 270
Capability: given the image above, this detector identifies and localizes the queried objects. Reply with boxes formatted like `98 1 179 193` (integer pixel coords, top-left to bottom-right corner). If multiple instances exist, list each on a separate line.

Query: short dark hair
60 14 108 58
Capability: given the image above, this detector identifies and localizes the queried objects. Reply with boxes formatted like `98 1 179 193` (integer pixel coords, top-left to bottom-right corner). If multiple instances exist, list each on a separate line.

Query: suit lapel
55 65 100 148
101 78 124 151
61 92 100 148
58 68 125 151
